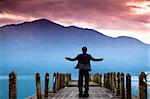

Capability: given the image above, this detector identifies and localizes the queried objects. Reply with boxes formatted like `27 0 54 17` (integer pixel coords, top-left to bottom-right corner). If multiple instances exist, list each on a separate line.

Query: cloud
0 0 150 44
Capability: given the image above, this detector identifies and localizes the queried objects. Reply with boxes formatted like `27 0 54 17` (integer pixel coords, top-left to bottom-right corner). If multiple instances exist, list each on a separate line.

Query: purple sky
0 0 150 44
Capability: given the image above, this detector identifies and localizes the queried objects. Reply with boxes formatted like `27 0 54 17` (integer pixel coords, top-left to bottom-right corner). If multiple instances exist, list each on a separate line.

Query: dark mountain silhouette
0 19 149 75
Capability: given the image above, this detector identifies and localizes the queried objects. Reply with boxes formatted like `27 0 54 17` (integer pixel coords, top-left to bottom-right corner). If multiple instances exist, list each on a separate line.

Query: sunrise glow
98 29 150 44
0 13 36 21
127 1 150 14
0 0 150 44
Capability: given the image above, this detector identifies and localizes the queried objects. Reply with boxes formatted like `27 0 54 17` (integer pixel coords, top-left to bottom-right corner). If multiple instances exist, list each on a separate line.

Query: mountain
0 19 149 75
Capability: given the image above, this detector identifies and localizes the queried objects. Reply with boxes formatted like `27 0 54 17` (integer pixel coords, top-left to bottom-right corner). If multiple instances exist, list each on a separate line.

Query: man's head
82 47 87 54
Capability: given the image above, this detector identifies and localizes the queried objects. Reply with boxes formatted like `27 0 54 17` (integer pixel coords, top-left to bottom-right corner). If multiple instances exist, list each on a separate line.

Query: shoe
78 93 83 97
84 92 89 97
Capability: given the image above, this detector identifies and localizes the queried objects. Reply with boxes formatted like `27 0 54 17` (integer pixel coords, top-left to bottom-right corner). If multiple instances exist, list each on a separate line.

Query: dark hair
82 47 87 53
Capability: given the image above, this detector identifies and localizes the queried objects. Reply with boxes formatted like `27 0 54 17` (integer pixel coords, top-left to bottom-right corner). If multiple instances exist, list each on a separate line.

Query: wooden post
63 74 66 88
112 72 115 93
99 74 102 87
106 73 108 88
104 73 106 87
9 71 17 99
126 73 131 99
57 72 60 91
94 73 99 83
89 73 91 81
139 72 147 99
62 74 64 88
109 72 111 90
62 74 65 88
65 73 69 86
44 73 49 97
68 74 71 81
93 74 95 82
94 74 96 82
110 72 113 91
58 73 61 89
35 73 42 99
96 73 100 84
106 73 109 88
60 74 62 88
116 72 120 96
59 73 62 89
120 73 125 98
107 73 110 89
105 73 107 88
67 73 71 85
53 73 57 93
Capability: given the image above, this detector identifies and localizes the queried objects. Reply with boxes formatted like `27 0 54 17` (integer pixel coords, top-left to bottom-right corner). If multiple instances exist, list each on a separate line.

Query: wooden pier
8 72 147 99
27 80 138 99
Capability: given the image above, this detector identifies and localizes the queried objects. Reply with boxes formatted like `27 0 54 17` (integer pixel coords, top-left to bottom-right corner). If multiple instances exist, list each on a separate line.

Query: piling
139 72 147 99
112 72 115 93
68 74 71 81
110 72 113 91
104 73 106 87
58 73 61 89
35 73 42 99
99 74 102 87
60 74 65 88
9 71 17 99
89 74 92 81
107 73 110 89
62 74 65 88
94 73 99 83
120 73 125 98
65 74 69 86
44 73 49 97
116 72 120 96
53 73 57 93
60 74 62 88
126 73 131 99
56 72 60 91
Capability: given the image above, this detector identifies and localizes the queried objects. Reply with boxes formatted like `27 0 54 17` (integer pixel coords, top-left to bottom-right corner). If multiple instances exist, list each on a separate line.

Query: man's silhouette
65 47 103 97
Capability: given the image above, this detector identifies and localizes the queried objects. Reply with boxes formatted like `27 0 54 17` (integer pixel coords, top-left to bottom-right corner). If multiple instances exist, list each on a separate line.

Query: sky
0 0 150 44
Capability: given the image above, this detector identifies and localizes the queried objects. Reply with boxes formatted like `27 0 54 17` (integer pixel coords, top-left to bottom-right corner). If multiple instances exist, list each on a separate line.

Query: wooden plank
67 81 100 87
27 87 117 99
26 81 138 99
49 87 115 99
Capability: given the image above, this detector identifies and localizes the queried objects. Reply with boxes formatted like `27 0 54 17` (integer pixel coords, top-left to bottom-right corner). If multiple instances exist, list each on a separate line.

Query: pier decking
27 81 137 99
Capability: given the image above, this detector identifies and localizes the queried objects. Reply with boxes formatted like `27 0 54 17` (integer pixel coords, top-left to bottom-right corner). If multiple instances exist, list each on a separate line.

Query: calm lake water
0 74 150 99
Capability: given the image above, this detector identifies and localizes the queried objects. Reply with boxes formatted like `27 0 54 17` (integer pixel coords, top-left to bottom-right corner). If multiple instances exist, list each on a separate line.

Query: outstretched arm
91 56 104 61
91 58 103 61
65 55 79 61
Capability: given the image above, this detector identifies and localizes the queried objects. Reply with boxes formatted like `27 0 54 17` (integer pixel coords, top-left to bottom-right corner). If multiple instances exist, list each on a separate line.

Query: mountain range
0 19 149 75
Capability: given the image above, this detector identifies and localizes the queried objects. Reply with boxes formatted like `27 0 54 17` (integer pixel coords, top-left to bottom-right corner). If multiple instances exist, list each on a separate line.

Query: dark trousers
78 70 89 94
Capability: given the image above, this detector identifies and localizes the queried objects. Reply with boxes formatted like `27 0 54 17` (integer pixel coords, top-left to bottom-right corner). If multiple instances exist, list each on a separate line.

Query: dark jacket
66 53 103 71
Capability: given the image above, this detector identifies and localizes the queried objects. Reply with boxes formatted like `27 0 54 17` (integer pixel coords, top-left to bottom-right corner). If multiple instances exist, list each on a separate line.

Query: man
65 47 103 97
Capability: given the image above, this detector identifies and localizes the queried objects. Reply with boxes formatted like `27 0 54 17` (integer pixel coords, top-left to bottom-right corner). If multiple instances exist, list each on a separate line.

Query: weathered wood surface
67 80 100 87
27 81 138 99
27 87 119 99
